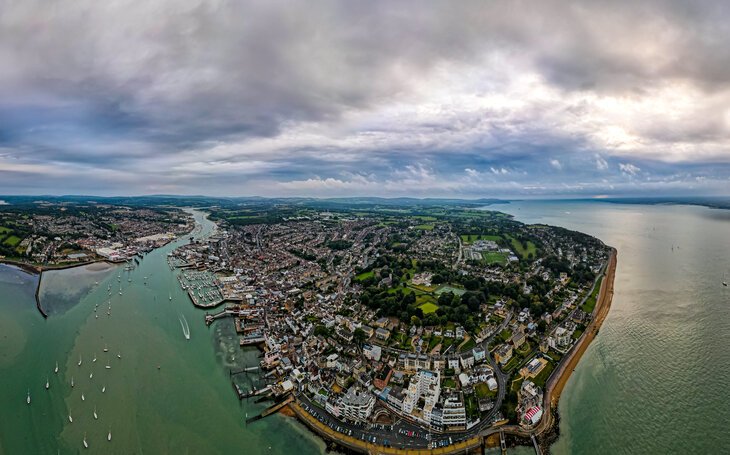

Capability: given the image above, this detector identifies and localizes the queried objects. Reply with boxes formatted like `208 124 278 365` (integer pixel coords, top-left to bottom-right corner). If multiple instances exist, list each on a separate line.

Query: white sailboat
117 354 121 359
83 433 88 448
102 385 106 393
45 378 49 390
89 372 93 379
108 429 112 441
68 414 73 423
93 354 97 363
78 356 82 367
26 389 30 405
54 361 59 374
93 407 98 420
71 377 74 388
81 393 85 401
103 344 108 352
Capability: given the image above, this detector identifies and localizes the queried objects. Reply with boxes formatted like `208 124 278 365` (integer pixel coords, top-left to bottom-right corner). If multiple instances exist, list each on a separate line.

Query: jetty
245 395 294 424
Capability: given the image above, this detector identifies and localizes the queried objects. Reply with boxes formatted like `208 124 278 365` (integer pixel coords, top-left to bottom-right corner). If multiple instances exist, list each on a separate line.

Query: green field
475 382 497 399
418 302 439 314
460 234 501 243
581 276 603 313
435 285 467 296
505 234 536 259
3 235 21 247
414 224 434 230
481 251 508 265
0 226 11 234
355 270 374 281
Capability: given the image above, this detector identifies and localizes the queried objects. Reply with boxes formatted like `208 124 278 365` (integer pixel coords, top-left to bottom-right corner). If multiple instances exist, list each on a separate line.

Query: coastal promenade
289 401 484 455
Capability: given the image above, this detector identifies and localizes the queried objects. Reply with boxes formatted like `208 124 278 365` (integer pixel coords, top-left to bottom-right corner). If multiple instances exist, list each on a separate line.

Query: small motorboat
108 429 112 441
105 365 111 370
83 433 88 448
78 356 82 367
54 362 59 374
93 407 98 420
26 390 30 405
102 385 106 393
81 393 85 401
45 378 49 390
71 377 74 388
89 372 93 379
68 414 73 423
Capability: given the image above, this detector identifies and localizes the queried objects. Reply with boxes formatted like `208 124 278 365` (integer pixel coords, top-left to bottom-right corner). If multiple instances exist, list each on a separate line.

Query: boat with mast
108 428 112 441
54 361 59 374
45 378 49 390
83 433 88 448
78 356 82 367
93 407 98 419
26 389 30 405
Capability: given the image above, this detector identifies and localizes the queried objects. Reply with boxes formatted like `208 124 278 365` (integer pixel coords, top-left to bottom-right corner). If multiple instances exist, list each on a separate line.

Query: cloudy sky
1 0 730 198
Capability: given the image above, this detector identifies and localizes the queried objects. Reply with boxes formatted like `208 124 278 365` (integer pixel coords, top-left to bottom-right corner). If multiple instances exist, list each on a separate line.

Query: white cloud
619 163 641 176
595 155 609 171
550 159 562 170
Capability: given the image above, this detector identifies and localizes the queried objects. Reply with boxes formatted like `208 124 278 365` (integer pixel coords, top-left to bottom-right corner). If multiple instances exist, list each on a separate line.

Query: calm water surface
499 201 730 454
0 210 325 454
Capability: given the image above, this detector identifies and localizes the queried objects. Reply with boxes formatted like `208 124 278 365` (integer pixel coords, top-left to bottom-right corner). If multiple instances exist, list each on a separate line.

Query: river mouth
0 209 329 455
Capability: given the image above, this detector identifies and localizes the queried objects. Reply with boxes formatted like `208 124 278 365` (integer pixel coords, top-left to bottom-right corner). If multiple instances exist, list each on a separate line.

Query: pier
205 308 239 325
246 395 294 424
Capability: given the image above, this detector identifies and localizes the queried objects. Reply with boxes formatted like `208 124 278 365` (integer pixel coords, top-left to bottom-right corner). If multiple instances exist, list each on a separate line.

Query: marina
0 210 327 454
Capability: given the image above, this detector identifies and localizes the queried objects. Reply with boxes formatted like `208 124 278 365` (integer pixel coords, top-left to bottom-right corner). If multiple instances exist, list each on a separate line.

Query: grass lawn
475 382 496 399
0 226 11 234
412 215 437 221
435 284 467 296
572 329 584 339
505 234 537 259
459 337 476 352
414 224 435 230
581 277 603 313
443 377 457 389
428 336 442 351
499 329 512 342
442 337 454 349
482 251 508 265
530 361 555 388
3 235 21 247
418 302 439 314
355 270 374 281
